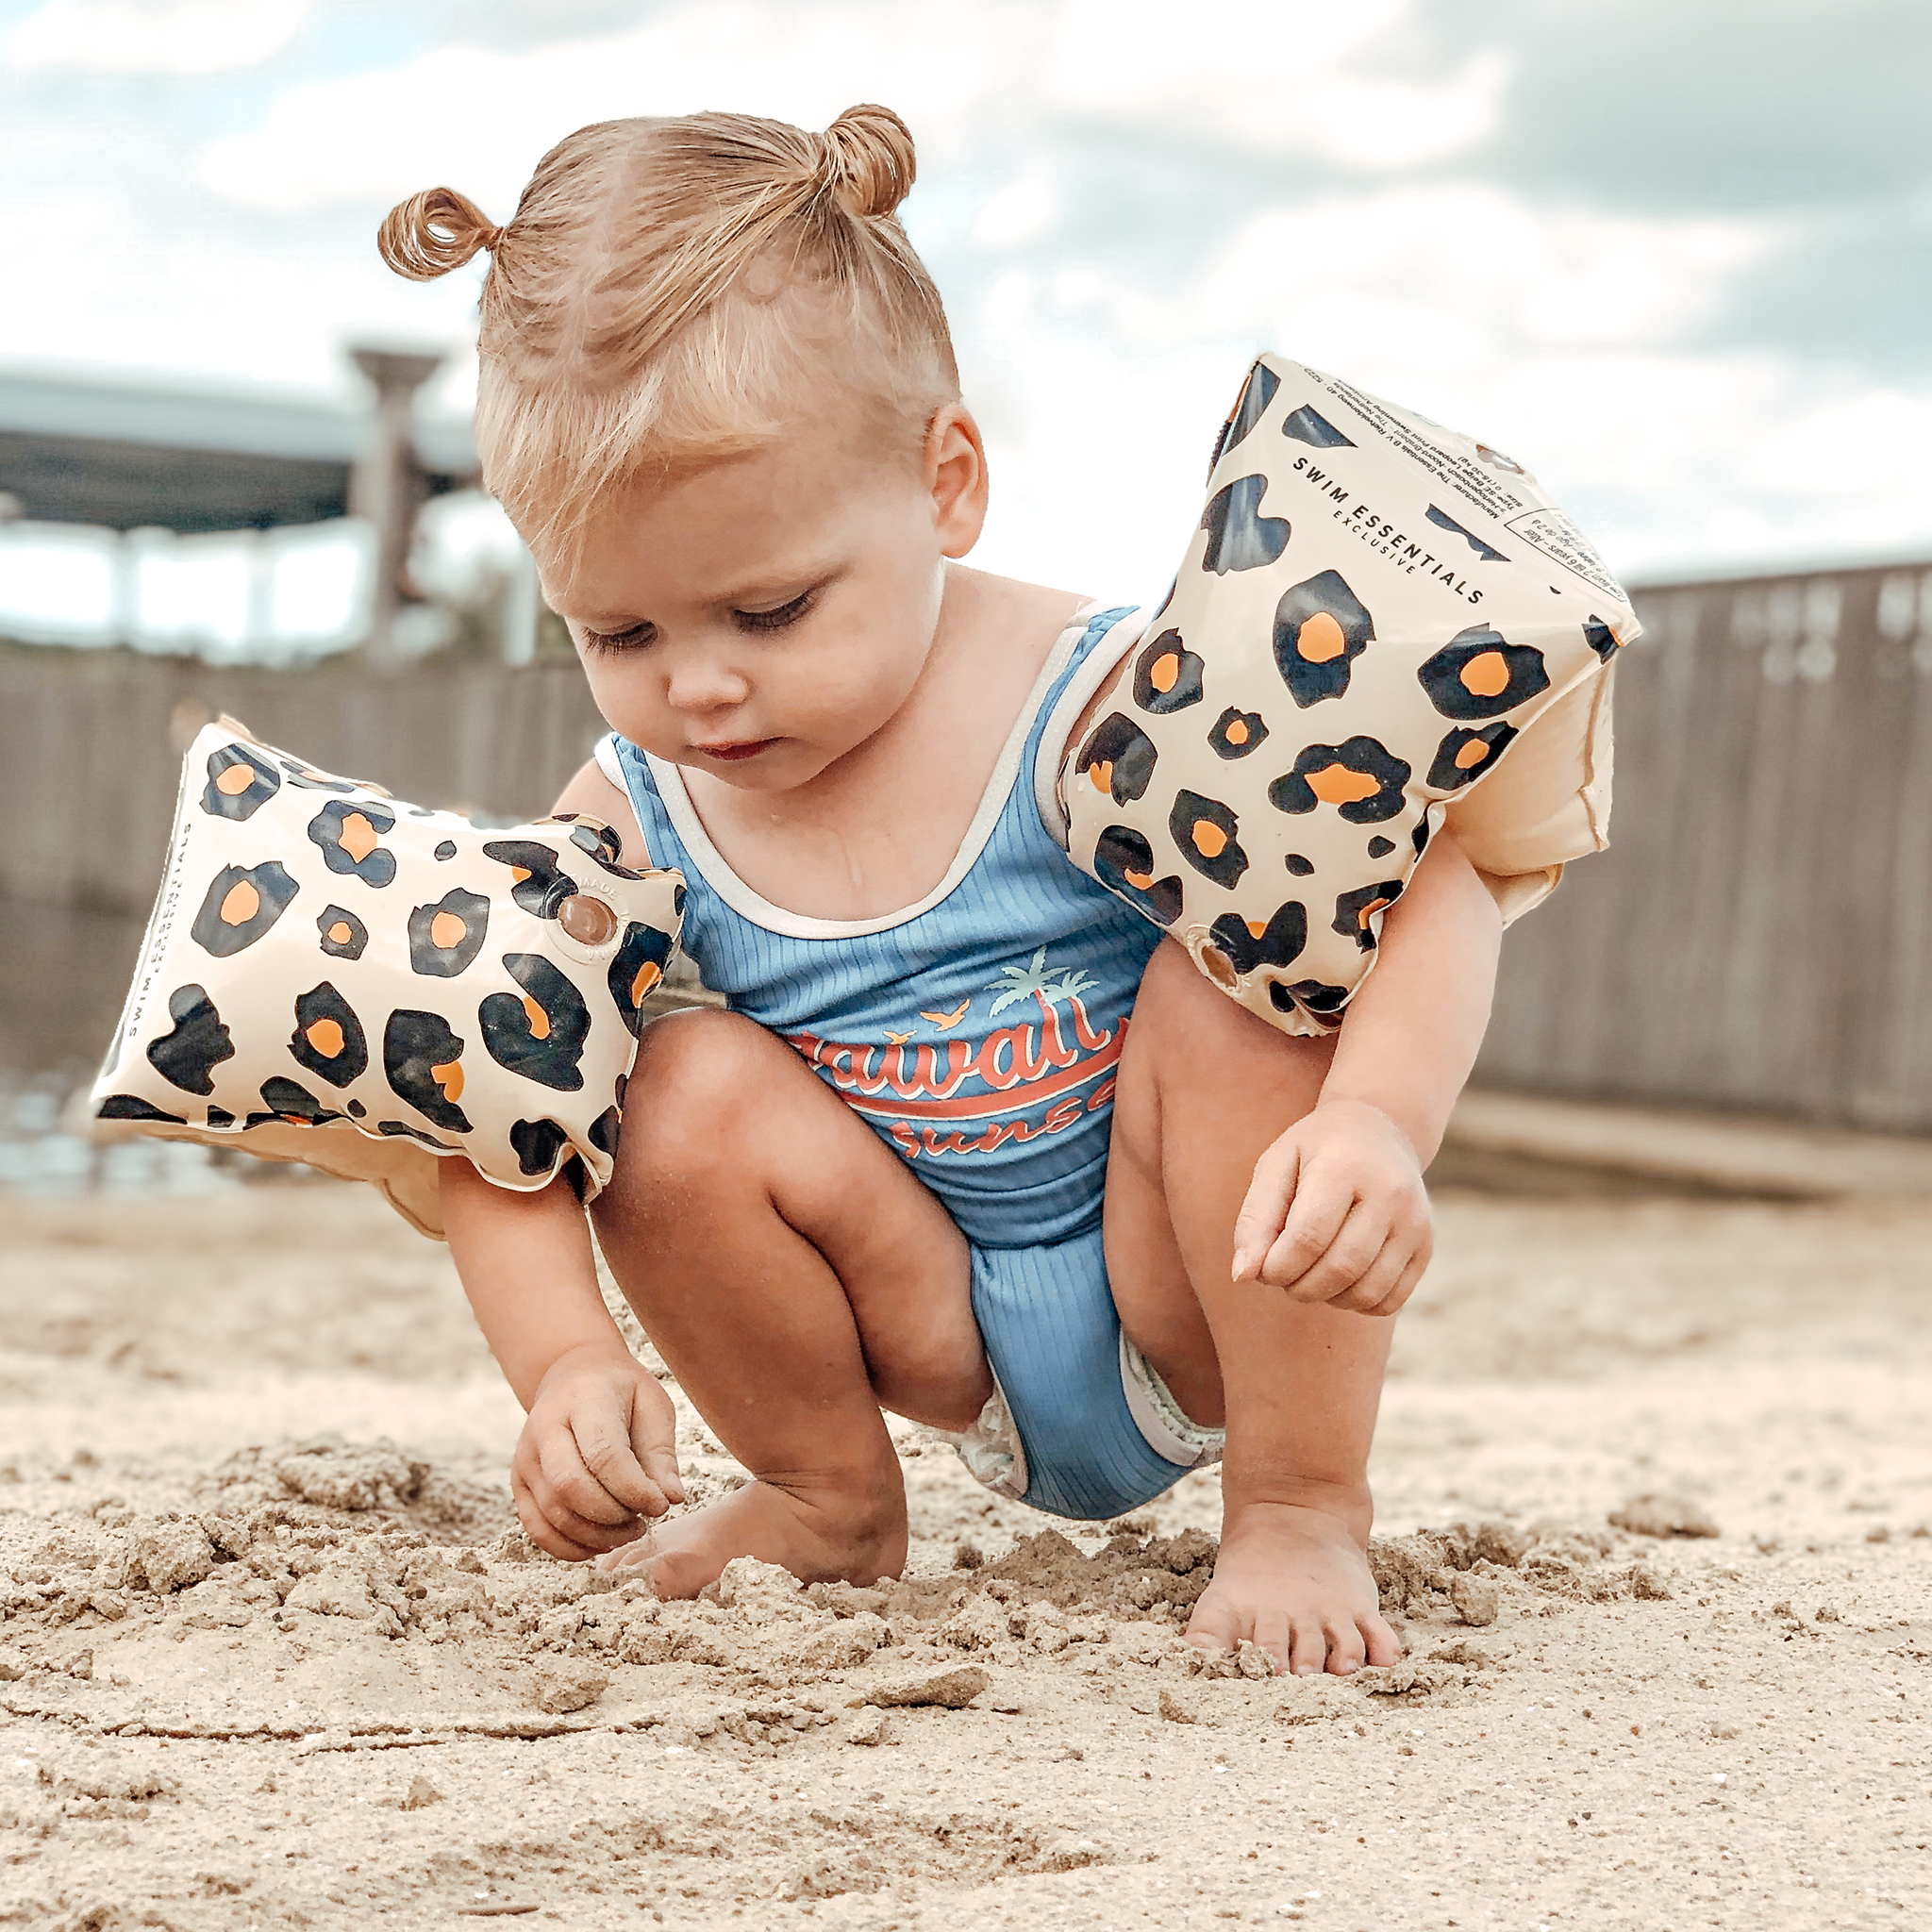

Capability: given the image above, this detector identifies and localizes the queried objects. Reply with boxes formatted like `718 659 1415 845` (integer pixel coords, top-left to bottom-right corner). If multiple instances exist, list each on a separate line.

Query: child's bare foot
1187 1499 1403 1676
595 1476 907 1600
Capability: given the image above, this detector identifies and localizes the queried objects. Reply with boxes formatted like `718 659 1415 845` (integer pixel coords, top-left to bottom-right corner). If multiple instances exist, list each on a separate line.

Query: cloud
5 0 312 76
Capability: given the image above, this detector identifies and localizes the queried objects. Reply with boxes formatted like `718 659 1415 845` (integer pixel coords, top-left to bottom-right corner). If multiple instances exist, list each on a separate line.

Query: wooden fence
5 557 1930 1131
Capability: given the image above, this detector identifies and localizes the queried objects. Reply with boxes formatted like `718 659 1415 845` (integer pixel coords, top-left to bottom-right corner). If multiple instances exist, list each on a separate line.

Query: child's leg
590 1007 991 1598
1105 939 1405 1676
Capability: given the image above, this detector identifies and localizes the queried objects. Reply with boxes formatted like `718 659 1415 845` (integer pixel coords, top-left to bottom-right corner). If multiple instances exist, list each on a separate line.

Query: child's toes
1183 1596 1243 1655
1323 1620 1369 1674
1363 1612 1405 1667
1287 1616 1330 1676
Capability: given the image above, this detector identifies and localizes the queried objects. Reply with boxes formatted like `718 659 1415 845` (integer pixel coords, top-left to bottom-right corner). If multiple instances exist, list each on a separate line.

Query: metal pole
347 344 444 672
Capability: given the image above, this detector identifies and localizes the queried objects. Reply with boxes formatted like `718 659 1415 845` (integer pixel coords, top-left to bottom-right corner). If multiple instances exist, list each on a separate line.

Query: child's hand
511 1343 686 1561
1229 1099 1431 1317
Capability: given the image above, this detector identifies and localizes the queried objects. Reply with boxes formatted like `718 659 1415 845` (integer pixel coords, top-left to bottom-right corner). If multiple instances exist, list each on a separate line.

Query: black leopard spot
1268 738 1410 824
191 861 299 957
1208 708 1269 759
407 888 491 977
1200 474 1290 575
1213 359 1279 467
200 743 280 821
1208 901 1307 976
1170 790 1248 890
1268 979 1351 1027
1412 814 1434 857
316 906 368 959
1076 712 1159 806
569 822 644 880
1368 836 1395 858
1424 505 1507 563
1092 826 1184 925
508 1117 572 1177
480 956 591 1090
383 1009 474 1133
1284 853 1314 877
482 841 578 919
346 1099 366 1119
1133 629 1205 716
288 982 368 1088
96 1094 185 1124
1417 625 1550 721
146 984 235 1095
207 1106 235 1127
308 800 397 887
1332 878 1407 952
1583 614 1622 661
1273 570 1374 708
1426 721 1519 791
608 923 675 1038
434 840 458 860
588 1104 621 1158
376 1120 455 1149
277 759 357 794
248 1076 346 1129
1280 404 1354 449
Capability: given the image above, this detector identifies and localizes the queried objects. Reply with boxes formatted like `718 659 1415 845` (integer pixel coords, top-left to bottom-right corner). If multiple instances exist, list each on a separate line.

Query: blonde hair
377 105 960 558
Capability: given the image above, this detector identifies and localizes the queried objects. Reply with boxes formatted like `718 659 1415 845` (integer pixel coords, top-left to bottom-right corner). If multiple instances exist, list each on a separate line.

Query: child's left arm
1229 830 1503 1317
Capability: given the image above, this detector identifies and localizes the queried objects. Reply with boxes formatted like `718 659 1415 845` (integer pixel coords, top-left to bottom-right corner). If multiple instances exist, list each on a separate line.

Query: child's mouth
692 738 779 762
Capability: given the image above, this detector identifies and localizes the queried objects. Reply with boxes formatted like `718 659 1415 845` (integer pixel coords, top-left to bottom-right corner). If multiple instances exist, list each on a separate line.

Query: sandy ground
1 1174 1928 1931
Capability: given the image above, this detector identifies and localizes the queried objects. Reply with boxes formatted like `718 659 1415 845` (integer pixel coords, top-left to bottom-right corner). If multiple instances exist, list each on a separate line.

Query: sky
3 0 1930 600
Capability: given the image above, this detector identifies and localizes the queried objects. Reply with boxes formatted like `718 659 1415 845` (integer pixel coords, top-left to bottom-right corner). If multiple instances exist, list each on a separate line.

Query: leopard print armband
90 722 685 1238
1057 353 1638 1037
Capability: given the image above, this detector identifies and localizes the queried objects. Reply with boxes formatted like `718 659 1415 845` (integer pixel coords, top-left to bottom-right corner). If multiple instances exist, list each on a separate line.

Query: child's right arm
441 1155 684 1562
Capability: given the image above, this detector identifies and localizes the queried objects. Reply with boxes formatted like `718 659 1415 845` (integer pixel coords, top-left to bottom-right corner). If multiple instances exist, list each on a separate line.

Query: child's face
543 399 987 792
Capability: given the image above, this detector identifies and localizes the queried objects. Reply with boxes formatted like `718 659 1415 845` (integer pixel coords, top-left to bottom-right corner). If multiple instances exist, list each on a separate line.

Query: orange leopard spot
522 996 551 1041
429 911 467 949
1224 718 1249 745
1150 653 1179 694
1358 897 1391 929
305 1019 345 1058
219 880 260 925
1455 738 1490 770
510 866 531 884
338 812 380 863
630 960 661 1005
1191 821 1228 858
1090 760 1114 793
1247 919 1268 940
430 1058 464 1101
215 762 256 795
1297 611 1347 664
1459 650 1511 698
326 920 353 944
1124 866 1154 890
1305 764 1382 807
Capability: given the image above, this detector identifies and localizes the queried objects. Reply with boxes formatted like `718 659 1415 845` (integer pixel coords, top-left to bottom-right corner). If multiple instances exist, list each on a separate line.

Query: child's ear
924 404 989 558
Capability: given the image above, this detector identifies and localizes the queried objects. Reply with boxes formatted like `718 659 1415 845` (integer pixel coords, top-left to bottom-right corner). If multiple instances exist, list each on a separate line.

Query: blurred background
3 0 1929 1198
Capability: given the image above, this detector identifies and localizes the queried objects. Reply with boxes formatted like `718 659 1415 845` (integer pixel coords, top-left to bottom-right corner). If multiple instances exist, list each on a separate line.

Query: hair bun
377 187 503 281
819 104 916 219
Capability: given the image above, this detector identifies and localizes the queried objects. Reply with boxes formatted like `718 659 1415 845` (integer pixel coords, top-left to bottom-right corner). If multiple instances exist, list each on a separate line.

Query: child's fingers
633 1431 686 1512
1263 1181 1375 1297
536 1429 638 1529
1328 1225 1412 1314
1231 1140 1302 1280
571 1408 672 1520
512 1484 605 1564
1358 1245 1431 1320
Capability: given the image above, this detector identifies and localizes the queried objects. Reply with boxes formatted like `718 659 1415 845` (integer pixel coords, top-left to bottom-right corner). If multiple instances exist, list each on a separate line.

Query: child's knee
608 1007 773 1195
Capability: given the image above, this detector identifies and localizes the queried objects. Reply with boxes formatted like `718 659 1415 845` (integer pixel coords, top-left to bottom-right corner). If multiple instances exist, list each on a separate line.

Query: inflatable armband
1052 354 1634 1035
90 721 685 1237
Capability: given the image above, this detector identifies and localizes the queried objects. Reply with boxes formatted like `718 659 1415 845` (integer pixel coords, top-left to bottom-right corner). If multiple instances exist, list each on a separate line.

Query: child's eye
580 622 656 654
735 590 814 633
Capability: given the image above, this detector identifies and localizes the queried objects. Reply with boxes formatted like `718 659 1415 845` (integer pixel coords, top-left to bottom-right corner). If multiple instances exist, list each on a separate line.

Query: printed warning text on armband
1311 373 1543 527
1502 508 1627 600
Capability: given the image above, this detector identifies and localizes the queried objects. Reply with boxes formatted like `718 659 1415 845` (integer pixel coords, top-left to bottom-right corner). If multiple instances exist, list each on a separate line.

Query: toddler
382 104 1505 1677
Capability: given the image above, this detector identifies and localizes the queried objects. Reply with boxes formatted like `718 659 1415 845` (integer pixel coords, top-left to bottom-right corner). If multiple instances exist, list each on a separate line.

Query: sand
1 1178 1928 1929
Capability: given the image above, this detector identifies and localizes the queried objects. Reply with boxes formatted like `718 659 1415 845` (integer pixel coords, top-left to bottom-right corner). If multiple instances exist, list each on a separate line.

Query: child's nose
663 654 752 713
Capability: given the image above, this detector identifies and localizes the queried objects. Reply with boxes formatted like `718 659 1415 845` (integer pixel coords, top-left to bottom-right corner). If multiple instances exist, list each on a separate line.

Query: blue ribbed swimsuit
603 605 1199 1521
